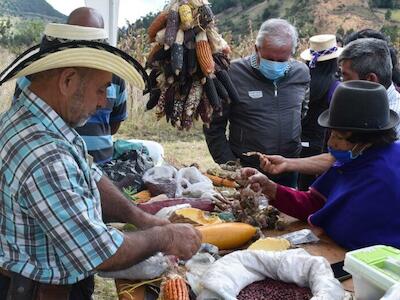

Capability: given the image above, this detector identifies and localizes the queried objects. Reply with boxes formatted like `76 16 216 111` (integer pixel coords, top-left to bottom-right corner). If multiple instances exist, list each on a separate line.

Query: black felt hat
318 80 399 131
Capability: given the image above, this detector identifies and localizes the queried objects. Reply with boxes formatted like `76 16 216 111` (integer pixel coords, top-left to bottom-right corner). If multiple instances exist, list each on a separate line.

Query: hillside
131 0 399 45
0 0 65 21
215 0 397 37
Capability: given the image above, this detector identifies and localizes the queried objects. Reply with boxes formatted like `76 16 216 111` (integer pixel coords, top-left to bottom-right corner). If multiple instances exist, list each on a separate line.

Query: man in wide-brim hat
0 22 201 299
240 80 400 251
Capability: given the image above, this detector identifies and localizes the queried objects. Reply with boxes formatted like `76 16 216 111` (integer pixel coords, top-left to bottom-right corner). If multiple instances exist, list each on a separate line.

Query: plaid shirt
387 83 400 137
0 90 123 284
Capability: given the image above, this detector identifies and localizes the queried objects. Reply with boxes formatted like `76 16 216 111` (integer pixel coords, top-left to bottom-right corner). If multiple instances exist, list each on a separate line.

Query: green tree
262 4 280 21
10 18 44 53
0 18 12 44
385 9 392 20
381 24 399 42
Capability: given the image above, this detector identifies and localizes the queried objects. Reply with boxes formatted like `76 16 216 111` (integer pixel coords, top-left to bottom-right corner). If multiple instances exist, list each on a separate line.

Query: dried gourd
169 207 222 225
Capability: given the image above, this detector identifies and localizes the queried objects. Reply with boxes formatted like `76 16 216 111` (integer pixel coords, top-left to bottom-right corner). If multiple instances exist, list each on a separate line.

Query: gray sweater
204 56 310 168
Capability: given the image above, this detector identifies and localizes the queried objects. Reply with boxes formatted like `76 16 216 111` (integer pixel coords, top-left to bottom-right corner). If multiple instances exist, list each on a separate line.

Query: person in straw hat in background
240 80 400 251
297 34 342 190
0 19 201 300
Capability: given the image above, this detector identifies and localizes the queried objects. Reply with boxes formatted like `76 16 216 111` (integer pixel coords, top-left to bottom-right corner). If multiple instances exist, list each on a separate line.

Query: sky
46 0 166 27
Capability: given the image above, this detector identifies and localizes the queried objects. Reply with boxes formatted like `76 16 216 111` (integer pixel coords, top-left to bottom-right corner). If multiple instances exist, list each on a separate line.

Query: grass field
391 9 400 22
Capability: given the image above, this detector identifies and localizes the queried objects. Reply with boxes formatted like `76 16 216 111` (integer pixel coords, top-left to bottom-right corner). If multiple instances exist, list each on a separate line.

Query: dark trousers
269 171 298 188
242 154 298 188
0 273 94 300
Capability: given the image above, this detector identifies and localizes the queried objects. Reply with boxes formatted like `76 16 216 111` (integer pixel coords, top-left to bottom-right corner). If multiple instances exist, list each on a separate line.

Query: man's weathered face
67 69 112 127
256 36 292 63
339 60 360 82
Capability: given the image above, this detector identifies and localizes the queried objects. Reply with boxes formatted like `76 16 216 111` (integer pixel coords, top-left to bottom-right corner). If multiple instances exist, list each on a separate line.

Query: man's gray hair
339 38 393 88
255 18 298 54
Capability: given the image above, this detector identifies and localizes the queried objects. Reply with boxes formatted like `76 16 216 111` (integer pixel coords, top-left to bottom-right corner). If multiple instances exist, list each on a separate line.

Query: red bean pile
237 278 312 300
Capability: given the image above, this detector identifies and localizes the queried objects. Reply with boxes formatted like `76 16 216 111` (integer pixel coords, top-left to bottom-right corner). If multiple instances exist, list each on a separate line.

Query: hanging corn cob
145 0 239 130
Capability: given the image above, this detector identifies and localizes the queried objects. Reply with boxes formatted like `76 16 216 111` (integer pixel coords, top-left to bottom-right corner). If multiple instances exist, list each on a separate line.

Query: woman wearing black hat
240 80 400 250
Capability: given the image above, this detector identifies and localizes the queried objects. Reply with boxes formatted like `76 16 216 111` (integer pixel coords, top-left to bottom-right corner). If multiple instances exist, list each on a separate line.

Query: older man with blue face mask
203 18 310 187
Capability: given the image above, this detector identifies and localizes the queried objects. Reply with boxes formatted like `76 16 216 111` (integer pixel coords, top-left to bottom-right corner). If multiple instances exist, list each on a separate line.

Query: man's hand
97 223 202 271
136 214 170 229
259 154 289 174
163 223 202 260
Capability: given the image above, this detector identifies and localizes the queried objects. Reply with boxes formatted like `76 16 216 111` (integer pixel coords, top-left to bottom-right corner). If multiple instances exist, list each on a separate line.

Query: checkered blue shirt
387 83 400 137
0 90 124 284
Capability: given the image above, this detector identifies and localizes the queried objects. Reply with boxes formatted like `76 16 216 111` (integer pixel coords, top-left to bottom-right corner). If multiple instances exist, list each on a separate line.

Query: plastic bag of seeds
143 165 178 197
197 248 344 300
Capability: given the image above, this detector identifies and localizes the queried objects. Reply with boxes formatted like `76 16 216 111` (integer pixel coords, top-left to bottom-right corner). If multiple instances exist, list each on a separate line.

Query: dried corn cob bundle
145 0 239 130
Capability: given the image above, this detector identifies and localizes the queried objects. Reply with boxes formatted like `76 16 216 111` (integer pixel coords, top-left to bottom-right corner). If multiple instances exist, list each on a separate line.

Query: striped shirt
0 90 123 284
387 83 400 136
14 75 128 164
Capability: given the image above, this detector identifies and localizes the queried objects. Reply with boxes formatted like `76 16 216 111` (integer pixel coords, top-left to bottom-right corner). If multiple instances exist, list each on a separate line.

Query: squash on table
247 237 291 251
197 222 256 250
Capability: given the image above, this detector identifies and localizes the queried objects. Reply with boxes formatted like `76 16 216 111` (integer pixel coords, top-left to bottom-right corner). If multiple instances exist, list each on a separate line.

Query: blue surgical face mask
259 57 289 81
328 146 360 165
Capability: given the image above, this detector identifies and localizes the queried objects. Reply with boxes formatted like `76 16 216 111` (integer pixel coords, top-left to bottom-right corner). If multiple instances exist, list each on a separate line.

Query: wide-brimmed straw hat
0 23 149 92
300 34 343 68
318 80 399 131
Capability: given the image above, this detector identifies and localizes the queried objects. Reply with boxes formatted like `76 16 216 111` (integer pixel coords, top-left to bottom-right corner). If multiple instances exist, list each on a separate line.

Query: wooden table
267 214 354 293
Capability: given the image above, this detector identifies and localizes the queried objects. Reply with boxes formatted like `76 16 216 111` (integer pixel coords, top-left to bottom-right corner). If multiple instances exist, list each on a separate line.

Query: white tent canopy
85 0 120 46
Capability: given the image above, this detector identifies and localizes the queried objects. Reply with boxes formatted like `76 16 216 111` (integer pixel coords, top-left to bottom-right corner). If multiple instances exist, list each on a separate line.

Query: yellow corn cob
179 4 193 30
